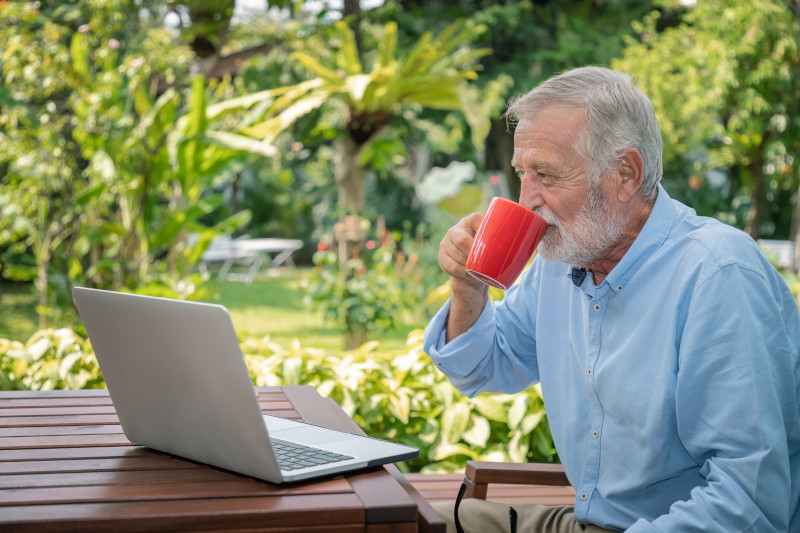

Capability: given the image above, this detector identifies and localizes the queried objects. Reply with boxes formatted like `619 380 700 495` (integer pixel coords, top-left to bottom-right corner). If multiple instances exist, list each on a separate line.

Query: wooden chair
462 460 571 500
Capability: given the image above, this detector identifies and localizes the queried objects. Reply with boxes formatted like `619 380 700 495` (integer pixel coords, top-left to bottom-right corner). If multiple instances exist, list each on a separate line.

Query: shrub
0 328 557 473
0 329 103 390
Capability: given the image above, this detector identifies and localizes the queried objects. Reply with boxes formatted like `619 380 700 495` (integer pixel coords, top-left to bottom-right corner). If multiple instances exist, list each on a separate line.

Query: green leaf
441 401 470 443
75 183 106 206
133 83 153 117
282 357 303 385
204 87 278 121
462 415 490 448
431 442 478 461
178 75 208 190
459 83 490 151
470 396 507 422
70 32 90 81
204 130 278 157
378 22 398 69
508 394 528 429
437 184 483 216
508 431 530 463
0 85 18 106
404 81 463 110
388 392 411 424
334 21 362 76
291 51 342 83
521 412 544 434
2 264 37 281
243 93 327 142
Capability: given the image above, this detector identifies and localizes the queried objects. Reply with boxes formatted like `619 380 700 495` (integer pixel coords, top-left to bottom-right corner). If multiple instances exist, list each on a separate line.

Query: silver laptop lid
73 287 282 482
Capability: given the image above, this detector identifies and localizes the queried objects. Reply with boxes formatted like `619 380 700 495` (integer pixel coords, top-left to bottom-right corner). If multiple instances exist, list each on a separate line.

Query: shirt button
586 368 592 376
616 285 623 291
592 430 599 438
593 304 601 311
579 492 588 501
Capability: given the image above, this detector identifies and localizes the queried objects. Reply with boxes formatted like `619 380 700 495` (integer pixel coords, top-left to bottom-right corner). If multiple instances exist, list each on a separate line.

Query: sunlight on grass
0 284 40 342
202 269 426 352
0 270 427 353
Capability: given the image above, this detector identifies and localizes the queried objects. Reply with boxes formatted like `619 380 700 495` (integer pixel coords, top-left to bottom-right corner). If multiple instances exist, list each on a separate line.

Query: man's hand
438 213 489 342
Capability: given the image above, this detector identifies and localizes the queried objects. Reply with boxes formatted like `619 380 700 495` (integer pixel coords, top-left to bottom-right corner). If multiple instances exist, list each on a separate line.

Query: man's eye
515 170 525 181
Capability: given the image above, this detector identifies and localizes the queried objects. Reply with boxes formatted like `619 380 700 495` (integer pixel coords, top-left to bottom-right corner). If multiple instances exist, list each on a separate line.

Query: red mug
465 197 548 290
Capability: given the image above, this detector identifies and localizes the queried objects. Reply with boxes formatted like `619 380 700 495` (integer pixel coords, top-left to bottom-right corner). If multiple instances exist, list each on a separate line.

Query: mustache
533 206 561 228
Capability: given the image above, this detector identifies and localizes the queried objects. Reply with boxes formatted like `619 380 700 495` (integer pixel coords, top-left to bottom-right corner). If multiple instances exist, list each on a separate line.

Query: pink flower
365 240 376 250
490 175 501 185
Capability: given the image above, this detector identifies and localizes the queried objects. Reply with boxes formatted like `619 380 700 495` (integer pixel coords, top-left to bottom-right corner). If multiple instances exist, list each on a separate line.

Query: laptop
72 287 418 483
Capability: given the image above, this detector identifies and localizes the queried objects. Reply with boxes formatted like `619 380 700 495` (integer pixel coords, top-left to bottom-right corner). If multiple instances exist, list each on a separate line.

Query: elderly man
424 66 800 532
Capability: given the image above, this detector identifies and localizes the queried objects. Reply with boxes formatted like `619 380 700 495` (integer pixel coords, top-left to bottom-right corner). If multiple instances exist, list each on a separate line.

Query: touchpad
272 425 355 446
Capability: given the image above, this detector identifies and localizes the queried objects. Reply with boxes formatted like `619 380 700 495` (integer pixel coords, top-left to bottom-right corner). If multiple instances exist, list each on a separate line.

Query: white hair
506 66 663 199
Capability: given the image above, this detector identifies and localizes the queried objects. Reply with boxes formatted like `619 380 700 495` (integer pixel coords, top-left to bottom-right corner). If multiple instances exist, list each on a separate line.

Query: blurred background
1 0 798 472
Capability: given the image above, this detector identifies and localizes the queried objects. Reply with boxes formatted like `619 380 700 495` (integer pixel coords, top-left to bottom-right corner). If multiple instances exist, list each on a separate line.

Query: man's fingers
438 212 484 279
462 212 484 233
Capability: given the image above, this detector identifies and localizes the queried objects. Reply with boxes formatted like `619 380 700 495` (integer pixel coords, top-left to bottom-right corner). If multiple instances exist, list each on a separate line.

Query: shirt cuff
422 297 496 389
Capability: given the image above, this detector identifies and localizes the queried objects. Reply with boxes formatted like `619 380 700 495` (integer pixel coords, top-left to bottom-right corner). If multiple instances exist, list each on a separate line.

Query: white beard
534 183 628 267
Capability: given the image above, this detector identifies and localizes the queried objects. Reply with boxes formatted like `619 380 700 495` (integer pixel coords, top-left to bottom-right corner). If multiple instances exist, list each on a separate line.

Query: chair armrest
463 461 570 499
387 466 447 533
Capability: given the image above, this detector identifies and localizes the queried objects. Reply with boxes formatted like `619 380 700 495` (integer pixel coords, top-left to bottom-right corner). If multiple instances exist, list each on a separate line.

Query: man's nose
519 175 544 210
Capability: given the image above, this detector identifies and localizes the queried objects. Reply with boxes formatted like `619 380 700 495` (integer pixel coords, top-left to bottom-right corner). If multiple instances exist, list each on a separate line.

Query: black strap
454 482 467 533
454 483 519 533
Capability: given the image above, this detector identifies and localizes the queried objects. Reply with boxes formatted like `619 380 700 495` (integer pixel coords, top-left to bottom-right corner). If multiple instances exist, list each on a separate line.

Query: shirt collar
562 184 676 291
602 184 676 292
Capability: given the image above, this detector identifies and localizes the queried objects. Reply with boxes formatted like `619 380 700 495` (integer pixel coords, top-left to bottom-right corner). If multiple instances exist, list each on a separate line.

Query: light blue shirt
424 186 800 532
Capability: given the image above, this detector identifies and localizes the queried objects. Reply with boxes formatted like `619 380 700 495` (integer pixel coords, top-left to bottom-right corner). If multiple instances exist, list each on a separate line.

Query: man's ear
616 148 644 203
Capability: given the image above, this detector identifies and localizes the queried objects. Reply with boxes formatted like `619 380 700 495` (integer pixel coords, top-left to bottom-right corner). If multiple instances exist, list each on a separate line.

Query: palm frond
243 91 328 142
292 52 342 84
378 22 398 69
334 21 363 76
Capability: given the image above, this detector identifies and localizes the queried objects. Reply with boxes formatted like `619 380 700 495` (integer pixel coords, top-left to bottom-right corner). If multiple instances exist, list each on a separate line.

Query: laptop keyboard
271 438 354 471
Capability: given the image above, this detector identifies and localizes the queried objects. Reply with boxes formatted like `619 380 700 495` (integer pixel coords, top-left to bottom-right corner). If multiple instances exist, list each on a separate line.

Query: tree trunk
743 124 772 240
36 248 49 330
744 154 767 240
334 135 366 212
344 324 368 350
789 0 800 298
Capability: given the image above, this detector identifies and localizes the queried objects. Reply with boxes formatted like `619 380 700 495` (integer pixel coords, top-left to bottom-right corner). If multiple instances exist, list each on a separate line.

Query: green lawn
0 283 40 342
203 270 426 352
0 270 428 352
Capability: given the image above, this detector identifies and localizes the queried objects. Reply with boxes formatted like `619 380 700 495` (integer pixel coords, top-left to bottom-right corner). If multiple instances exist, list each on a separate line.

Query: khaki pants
432 498 618 533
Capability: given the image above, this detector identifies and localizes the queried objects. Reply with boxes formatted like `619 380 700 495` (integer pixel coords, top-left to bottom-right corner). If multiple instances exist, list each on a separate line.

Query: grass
203 269 426 352
0 283 40 342
0 269 428 352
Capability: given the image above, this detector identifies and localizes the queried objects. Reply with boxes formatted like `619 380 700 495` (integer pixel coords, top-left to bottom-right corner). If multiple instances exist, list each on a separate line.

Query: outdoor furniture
406 468 575 506
758 239 798 271
0 386 442 532
198 236 303 284
460 461 572 501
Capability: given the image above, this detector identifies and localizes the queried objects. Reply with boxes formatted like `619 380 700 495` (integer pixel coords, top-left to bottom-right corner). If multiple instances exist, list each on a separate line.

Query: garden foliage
0 327 557 473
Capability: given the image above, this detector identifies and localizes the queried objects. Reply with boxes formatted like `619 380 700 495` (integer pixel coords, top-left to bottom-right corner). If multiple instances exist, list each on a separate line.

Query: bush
0 328 557 473
0 329 103 390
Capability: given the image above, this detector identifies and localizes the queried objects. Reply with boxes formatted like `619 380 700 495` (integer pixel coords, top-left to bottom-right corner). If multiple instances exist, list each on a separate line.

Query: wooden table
0 386 436 532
